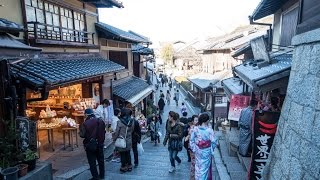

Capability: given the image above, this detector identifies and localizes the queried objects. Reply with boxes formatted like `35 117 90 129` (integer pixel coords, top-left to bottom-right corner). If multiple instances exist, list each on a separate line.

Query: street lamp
209 83 217 130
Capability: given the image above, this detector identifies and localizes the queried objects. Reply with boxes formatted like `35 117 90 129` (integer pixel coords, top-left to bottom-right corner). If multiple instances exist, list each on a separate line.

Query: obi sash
196 140 211 149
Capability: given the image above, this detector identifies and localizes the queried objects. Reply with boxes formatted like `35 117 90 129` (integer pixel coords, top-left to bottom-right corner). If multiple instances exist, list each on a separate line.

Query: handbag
115 121 130 148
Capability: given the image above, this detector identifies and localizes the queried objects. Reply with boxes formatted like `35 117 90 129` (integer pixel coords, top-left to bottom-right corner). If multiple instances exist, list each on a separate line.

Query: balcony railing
27 22 95 47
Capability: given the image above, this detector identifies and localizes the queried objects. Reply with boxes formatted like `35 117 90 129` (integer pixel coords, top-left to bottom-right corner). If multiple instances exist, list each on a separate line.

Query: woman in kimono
190 113 217 180
187 115 198 180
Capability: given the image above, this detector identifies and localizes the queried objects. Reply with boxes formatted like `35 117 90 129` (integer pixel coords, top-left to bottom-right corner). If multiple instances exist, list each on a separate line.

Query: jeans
120 150 132 167
132 142 139 165
86 145 104 179
169 149 181 167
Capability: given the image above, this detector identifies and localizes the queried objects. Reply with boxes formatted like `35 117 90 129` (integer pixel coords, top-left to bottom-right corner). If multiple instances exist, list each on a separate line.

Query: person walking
238 99 258 157
174 90 180 106
168 80 173 91
132 117 141 167
158 96 165 115
180 102 187 114
150 117 161 146
166 90 171 105
113 108 135 173
80 109 106 180
163 111 183 173
190 113 218 180
187 115 198 180
111 108 121 163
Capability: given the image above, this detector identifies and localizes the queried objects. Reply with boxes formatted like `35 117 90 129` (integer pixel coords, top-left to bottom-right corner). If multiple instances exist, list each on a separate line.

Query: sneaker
168 166 176 173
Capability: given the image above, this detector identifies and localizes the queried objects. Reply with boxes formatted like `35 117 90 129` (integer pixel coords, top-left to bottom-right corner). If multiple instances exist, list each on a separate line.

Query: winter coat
113 116 134 152
158 98 165 110
132 120 142 144
163 122 183 147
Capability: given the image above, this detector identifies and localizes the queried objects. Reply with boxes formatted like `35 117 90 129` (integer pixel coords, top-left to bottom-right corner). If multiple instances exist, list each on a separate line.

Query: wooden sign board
250 36 270 62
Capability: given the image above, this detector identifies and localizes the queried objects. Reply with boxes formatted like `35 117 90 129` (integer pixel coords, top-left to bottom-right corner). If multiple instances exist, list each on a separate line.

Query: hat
84 108 94 116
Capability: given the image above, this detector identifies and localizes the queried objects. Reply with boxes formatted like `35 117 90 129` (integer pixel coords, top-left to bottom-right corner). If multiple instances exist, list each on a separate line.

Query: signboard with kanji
249 111 280 179
228 95 251 121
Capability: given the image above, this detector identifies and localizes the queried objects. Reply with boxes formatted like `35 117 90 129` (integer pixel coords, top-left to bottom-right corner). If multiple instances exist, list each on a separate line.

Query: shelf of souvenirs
47 95 82 100
27 104 65 108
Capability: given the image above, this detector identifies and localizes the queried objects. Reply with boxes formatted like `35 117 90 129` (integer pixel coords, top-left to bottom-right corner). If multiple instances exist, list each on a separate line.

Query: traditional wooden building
95 22 154 116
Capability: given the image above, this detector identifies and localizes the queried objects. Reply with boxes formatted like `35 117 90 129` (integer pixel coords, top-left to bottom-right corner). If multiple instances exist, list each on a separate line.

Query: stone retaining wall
262 28 320 180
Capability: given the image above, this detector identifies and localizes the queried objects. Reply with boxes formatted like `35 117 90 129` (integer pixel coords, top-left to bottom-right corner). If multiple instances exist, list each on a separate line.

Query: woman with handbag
113 108 135 173
190 113 218 180
163 111 183 173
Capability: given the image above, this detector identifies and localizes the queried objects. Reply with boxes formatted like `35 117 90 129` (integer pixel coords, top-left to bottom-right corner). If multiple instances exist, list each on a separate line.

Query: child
150 117 161 146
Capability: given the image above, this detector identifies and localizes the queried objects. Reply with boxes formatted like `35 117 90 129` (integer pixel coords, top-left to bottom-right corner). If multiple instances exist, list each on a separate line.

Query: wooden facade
296 0 320 34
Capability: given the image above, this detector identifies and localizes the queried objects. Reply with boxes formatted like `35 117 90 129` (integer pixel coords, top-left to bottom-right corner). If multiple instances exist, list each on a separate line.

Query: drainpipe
249 16 273 51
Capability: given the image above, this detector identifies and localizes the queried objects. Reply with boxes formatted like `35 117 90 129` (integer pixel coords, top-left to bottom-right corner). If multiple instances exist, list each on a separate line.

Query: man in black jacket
158 97 165 115
80 108 106 180
132 118 142 167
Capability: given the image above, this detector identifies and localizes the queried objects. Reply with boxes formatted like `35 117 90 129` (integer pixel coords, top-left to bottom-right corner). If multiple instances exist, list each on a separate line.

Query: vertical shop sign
228 95 250 121
16 117 30 151
249 111 280 179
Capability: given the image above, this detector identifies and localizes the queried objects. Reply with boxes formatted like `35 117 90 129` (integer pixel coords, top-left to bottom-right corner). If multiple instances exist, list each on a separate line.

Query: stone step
222 156 240 164
237 152 251 172
225 162 245 173
229 171 248 180
218 139 230 158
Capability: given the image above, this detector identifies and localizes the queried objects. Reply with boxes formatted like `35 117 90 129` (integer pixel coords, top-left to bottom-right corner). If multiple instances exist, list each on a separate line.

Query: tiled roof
128 31 151 44
81 0 123 8
132 44 154 55
188 70 232 89
113 76 152 100
96 22 147 43
208 30 267 50
0 18 24 31
0 34 41 51
234 53 292 89
11 57 124 87
251 0 290 21
221 77 243 99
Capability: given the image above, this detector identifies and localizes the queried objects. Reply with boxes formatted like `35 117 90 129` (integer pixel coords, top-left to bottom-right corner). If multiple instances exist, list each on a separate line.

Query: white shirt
95 105 110 124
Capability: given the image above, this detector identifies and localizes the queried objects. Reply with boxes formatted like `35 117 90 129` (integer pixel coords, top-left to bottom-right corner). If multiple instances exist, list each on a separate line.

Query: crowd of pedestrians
79 72 218 180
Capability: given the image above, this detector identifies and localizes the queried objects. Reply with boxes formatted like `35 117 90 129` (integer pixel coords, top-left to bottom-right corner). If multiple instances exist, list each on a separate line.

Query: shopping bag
137 143 144 154
157 131 162 137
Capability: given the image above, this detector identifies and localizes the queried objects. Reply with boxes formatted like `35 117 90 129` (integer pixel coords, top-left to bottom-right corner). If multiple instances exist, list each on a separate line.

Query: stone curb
214 131 231 180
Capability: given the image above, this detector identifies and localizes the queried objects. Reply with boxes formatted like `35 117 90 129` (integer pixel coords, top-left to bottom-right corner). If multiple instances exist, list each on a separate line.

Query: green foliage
23 148 38 161
146 99 157 118
160 43 174 65
0 119 19 168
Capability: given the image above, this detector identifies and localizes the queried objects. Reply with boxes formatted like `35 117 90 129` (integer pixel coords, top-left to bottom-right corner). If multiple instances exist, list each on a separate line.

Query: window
109 51 129 69
280 7 299 46
25 0 86 42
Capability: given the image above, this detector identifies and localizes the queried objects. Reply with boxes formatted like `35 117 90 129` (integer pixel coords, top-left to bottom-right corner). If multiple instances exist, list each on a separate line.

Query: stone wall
262 29 320 179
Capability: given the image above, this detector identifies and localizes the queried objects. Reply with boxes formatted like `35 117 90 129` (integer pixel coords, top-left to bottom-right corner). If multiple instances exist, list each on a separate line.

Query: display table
62 127 78 151
72 113 85 125
37 127 59 152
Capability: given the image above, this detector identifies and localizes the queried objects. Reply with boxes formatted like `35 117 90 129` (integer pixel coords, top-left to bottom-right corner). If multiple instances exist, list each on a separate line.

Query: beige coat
113 117 134 152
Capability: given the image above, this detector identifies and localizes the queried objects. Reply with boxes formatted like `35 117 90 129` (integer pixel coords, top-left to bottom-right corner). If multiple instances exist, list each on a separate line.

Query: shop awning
221 77 243 99
113 76 153 106
96 22 148 43
234 53 292 92
251 0 290 21
188 71 232 90
10 56 124 89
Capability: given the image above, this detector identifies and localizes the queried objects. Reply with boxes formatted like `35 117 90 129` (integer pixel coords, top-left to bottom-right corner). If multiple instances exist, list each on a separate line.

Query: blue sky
99 0 261 44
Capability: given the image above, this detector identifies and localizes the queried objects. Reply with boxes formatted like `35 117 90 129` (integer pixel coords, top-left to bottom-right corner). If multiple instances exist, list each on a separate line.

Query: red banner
228 95 250 121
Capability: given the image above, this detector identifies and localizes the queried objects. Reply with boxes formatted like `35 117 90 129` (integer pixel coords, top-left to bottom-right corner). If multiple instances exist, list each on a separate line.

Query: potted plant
23 149 38 171
15 163 28 177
